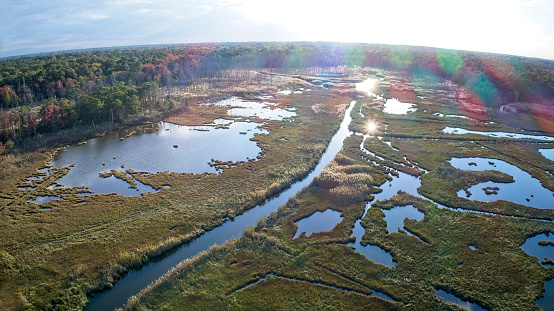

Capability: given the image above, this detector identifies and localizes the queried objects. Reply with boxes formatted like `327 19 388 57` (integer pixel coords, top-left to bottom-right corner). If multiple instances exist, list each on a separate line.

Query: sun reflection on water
366 121 378 133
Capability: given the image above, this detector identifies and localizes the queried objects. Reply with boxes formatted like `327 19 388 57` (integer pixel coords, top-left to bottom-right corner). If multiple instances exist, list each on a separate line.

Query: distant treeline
1 42 553 151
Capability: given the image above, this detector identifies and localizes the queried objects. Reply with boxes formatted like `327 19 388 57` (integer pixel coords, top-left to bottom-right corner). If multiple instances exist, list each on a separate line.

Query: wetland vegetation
1 42 554 310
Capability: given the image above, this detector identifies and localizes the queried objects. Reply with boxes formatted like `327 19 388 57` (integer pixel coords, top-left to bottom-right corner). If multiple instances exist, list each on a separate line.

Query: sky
1 0 553 59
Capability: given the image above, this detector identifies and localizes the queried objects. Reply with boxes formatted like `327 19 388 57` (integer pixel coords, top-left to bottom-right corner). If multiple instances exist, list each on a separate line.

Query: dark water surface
521 233 554 267
383 205 424 234
450 157 554 209
435 289 487 311
293 209 343 238
347 171 422 267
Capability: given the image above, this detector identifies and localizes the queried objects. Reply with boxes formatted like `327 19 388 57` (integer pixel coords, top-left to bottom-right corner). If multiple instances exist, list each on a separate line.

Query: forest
1 42 554 153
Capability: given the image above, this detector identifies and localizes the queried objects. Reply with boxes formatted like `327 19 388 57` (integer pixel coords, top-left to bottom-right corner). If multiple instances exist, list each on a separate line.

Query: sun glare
367 121 378 133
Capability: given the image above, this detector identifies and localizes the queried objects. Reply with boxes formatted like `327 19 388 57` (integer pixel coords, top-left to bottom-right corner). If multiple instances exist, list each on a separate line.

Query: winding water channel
86 101 357 310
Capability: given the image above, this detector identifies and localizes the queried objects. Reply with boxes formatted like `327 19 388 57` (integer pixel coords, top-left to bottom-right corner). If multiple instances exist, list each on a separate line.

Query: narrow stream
85 101 357 310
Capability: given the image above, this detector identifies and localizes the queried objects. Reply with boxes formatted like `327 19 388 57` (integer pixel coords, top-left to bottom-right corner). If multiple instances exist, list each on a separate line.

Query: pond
277 89 304 95
210 96 297 120
383 205 424 234
29 196 61 204
49 97 299 197
293 209 343 238
52 124 270 197
449 157 554 209
433 113 495 124
537 278 554 310
51 121 267 195
521 233 554 267
443 127 554 141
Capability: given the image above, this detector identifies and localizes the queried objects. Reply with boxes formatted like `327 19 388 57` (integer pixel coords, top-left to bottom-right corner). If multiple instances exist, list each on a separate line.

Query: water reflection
293 209 342 238
348 171 422 267
521 233 554 310
435 289 487 311
521 233 554 266
86 100 358 311
29 196 61 204
450 157 554 209
383 205 424 234
355 78 378 96
210 97 297 120
537 278 554 310
51 121 267 195
383 98 416 115
443 127 554 141
539 149 554 162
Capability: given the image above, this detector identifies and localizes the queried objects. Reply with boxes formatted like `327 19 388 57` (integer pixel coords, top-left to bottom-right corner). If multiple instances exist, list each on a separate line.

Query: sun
366 121 378 133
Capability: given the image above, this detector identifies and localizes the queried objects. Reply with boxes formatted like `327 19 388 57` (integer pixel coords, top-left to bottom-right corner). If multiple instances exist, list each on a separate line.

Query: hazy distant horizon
1 0 553 60
2 41 552 62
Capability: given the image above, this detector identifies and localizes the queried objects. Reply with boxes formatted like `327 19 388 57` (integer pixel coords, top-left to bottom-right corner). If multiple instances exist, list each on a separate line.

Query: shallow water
539 149 554 162
293 210 343 238
51 121 267 195
443 127 554 141
227 102 296 120
355 78 378 96
433 113 495 124
383 205 424 234
383 98 416 115
50 96 298 196
435 289 487 311
537 278 554 310
211 96 297 120
86 100 357 311
521 233 554 266
29 196 61 204
276 89 303 95
450 157 554 209
347 171 422 267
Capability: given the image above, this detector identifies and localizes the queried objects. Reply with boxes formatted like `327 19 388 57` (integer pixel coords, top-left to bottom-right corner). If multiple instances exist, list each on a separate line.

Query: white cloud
200 5 213 14
521 0 553 7
91 14 108 19
114 0 155 5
